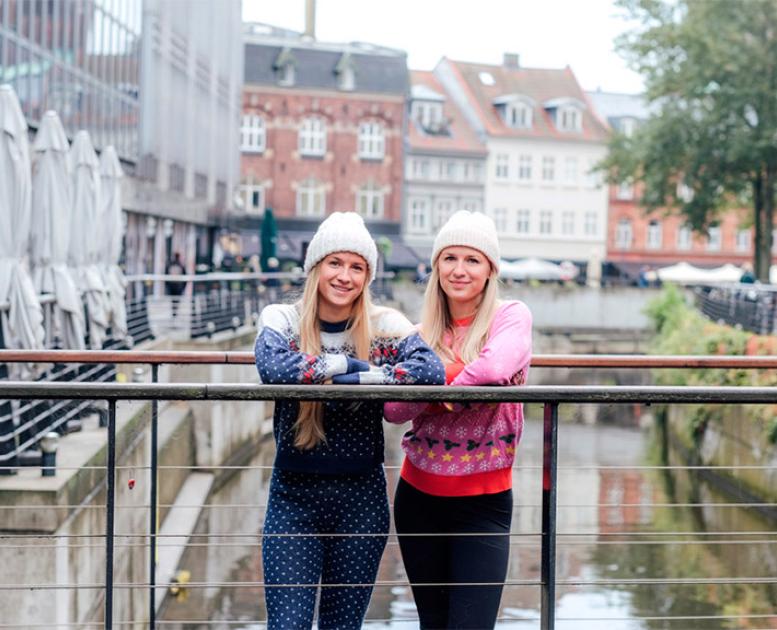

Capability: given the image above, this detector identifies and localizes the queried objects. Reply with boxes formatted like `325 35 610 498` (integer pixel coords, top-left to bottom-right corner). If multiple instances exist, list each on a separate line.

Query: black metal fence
1 368 777 629
695 283 777 335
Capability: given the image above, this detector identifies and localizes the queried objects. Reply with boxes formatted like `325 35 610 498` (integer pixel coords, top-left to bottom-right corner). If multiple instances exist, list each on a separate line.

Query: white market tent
499 257 565 281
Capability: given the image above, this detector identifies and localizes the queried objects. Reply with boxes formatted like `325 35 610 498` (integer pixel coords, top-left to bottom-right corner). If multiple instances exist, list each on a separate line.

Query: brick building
236 23 418 268
589 91 759 282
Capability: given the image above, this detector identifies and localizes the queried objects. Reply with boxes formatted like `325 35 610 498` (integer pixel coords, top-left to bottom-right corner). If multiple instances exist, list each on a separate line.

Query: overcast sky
242 0 645 94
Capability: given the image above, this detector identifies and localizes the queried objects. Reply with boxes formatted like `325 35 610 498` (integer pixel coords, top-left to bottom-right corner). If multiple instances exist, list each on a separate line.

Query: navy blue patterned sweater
254 303 445 474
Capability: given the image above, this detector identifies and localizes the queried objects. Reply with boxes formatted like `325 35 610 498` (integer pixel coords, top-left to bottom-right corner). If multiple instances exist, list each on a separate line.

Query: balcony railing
1 351 776 629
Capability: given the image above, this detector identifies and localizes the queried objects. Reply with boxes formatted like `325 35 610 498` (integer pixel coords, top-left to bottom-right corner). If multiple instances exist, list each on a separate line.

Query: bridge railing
1 350 777 629
695 282 777 334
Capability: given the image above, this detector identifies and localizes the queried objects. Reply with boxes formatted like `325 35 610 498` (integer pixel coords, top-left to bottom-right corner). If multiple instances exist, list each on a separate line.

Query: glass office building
0 0 243 279
0 0 142 160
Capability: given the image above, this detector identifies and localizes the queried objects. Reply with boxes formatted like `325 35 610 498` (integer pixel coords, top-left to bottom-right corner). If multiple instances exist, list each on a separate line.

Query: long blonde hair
420 261 500 364
293 262 374 449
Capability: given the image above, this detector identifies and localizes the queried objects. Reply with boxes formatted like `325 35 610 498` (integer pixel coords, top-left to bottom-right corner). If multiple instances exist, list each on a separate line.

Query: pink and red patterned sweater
384 300 532 496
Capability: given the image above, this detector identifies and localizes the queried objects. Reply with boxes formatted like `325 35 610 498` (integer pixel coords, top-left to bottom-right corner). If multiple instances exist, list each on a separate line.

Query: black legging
393 478 512 629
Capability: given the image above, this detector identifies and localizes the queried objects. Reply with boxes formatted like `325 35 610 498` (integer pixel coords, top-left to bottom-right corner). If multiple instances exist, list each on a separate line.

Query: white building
435 55 611 263
403 71 487 259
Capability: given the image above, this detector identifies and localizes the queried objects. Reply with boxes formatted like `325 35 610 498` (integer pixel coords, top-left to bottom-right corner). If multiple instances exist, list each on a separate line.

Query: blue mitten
345 357 370 374
332 372 361 385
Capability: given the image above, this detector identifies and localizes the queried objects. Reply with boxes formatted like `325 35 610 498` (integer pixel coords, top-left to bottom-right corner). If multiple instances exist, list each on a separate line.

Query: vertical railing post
149 363 159 628
540 402 558 630
105 399 116 630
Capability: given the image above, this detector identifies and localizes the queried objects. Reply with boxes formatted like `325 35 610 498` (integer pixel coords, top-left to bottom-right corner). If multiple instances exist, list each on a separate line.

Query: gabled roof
407 70 486 156
442 58 610 142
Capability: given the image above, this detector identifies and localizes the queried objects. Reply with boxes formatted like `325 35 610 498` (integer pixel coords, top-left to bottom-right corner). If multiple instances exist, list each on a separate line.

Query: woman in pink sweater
385 210 532 629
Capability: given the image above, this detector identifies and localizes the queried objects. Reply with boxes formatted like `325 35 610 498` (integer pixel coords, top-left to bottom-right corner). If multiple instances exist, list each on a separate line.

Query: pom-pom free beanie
303 212 379 282
431 210 500 272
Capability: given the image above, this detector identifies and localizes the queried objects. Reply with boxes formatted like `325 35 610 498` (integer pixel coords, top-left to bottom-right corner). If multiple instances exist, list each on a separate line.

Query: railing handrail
1 349 777 369
2 382 777 404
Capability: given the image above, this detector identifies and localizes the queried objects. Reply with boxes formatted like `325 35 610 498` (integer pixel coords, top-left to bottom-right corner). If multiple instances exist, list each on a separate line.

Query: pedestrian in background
385 210 533 629
165 251 186 317
254 212 445 629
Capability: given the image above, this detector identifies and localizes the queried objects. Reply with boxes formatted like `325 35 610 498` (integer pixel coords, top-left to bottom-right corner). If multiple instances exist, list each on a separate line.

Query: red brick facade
241 87 405 224
606 184 756 269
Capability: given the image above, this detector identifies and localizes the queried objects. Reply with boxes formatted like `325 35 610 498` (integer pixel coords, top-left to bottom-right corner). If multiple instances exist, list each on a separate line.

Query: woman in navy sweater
254 212 444 629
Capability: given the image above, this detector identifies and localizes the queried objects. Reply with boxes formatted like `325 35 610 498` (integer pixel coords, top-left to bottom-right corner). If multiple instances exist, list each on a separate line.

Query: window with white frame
584 211 597 236
677 224 692 250
563 157 578 185
646 220 662 249
461 199 482 213
296 179 326 217
434 199 455 229
541 156 555 182
240 114 266 153
585 159 602 188
471 162 483 182
411 101 443 128
616 181 634 200
736 228 751 252
444 161 457 181
772 229 777 253
358 122 385 160
620 117 637 137
505 101 532 129
339 67 355 91
518 155 532 181
495 154 509 179
492 208 507 232
240 183 264 215
516 209 531 234
561 211 575 235
412 158 430 180
558 106 582 132
615 219 633 249
278 64 295 87
298 117 327 157
707 225 722 251
357 184 384 219
409 198 429 233
539 210 553 234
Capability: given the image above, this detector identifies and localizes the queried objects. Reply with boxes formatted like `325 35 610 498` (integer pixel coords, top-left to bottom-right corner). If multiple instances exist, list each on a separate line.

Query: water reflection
159 408 777 629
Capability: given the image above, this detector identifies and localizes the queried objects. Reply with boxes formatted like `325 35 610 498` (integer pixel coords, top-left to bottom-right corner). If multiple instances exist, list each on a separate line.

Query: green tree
604 0 777 280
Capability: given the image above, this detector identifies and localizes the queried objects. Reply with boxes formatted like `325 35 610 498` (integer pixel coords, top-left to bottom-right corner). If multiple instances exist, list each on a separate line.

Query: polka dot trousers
262 467 389 629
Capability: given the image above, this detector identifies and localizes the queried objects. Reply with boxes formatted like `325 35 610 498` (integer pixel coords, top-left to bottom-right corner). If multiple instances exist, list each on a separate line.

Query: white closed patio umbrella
98 146 127 341
0 85 44 359
30 111 85 349
68 130 109 349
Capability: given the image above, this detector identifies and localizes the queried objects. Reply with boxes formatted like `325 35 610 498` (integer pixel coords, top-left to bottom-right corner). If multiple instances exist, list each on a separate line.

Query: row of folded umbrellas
0 84 127 363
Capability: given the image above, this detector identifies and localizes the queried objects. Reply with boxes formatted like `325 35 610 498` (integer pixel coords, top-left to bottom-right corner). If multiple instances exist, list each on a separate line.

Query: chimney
304 0 316 40
503 53 520 69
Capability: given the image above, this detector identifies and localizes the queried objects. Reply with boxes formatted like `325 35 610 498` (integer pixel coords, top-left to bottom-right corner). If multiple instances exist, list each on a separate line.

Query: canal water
159 405 777 629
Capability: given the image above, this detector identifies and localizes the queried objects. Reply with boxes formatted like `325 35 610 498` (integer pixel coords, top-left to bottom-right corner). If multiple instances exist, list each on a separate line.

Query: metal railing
695 282 777 334
1 350 777 629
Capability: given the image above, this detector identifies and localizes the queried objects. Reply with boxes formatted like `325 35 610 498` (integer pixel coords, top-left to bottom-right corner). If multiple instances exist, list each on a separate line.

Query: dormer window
493 94 534 129
620 117 637 137
544 98 585 133
558 107 581 132
273 47 296 87
410 84 447 134
335 53 356 91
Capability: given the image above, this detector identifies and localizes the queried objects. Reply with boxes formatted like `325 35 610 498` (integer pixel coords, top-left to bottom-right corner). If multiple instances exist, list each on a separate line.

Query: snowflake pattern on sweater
255 303 445 474
384 300 532 477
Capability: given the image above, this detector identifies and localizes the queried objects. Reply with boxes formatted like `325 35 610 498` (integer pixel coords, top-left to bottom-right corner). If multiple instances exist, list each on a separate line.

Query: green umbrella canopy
260 207 278 271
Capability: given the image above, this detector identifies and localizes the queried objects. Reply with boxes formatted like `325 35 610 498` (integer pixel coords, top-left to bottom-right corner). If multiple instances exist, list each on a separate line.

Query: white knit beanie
304 212 379 282
431 211 500 272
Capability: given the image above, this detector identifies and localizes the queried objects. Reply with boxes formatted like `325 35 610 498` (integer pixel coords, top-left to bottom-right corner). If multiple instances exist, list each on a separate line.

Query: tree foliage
603 0 777 280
